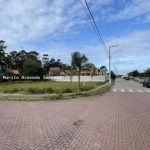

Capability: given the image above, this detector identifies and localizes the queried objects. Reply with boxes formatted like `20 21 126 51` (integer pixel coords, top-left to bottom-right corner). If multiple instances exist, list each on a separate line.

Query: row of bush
1 85 96 94
2 87 73 94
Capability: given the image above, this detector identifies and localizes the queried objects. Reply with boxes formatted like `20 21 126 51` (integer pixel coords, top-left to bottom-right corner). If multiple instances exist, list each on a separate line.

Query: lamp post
109 45 121 84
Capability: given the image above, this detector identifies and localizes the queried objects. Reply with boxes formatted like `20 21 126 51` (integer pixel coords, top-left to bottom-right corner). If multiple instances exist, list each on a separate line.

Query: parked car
143 78 150 88
125 77 130 80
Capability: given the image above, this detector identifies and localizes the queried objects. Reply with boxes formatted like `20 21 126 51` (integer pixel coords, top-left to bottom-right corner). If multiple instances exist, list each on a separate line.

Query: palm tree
65 68 76 84
71 51 95 94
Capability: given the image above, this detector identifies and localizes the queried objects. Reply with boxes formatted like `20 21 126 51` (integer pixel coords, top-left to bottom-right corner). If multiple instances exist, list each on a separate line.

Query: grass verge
0 81 105 94
0 82 111 101
132 78 143 84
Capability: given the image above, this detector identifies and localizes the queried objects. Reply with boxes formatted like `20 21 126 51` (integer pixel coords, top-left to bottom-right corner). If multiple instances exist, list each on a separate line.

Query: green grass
132 78 143 84
0 83 110 101
0 81 105 94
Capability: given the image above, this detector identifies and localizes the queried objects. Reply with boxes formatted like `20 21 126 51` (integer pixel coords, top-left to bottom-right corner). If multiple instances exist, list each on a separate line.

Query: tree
65 68 76 84
0 40 7 72
71 51 95 94
132 70 139 77
8 51 18 69
23 59 46 77
111 71 116 80
128 71 133 77
17 50 27 71
144 68 150 77
100 66 108 75
27 51 39 60
0 40 7 54
42 54 50 73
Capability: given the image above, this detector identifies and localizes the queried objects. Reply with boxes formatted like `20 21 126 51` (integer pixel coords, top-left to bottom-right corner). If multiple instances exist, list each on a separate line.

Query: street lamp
109 45 121 84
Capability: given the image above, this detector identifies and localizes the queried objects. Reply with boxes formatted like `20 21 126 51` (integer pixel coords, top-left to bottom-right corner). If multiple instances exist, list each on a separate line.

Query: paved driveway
0 91 150 150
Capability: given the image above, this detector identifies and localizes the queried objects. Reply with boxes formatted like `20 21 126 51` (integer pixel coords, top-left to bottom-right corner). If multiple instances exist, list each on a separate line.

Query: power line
79 0 109 56
78 0 101 45
84 0 108 55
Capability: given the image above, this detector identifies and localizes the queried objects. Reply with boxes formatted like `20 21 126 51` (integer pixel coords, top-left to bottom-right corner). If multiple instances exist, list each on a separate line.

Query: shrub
55 89 62 94
4 88 19 93
20 88 24 91
11 88 19 93
27 88 47 94
81 86 93 91
46 87 54 93
27 88 37 94
37 88 46 94
62 88 73 93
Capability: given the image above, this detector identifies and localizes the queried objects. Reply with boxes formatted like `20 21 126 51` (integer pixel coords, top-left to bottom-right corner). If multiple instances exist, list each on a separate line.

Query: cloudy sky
0 0 150 74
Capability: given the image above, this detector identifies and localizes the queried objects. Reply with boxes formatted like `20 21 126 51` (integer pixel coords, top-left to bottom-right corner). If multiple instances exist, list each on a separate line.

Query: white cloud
0 0 111 43
0 0 83 44
105 0 150 22
33 29 150 73
0 0 150 74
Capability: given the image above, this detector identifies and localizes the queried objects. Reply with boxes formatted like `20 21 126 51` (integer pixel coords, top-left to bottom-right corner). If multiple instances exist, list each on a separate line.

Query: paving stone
0 92 150 150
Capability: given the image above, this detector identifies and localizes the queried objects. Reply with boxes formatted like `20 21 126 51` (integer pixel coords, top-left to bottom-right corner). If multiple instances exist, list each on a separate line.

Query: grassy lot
0 82 111 101
0 81 106 94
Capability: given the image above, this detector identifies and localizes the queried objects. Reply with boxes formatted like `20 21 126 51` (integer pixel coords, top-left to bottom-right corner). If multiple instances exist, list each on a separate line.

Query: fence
47 75 108 82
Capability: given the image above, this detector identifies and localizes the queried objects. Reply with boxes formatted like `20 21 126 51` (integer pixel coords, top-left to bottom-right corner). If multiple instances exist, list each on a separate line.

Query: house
9 69 20 75
80 68 103 76
65 68 103 76
49 67 61 76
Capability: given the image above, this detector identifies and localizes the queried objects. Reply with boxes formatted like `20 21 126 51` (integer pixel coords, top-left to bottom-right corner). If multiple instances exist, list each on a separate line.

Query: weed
49 93 63 100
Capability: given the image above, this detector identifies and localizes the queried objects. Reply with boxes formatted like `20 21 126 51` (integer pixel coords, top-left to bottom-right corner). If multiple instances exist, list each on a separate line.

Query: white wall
46 75 108 82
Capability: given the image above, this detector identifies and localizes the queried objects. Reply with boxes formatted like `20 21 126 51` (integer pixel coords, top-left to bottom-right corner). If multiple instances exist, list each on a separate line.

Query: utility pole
109 45 118 84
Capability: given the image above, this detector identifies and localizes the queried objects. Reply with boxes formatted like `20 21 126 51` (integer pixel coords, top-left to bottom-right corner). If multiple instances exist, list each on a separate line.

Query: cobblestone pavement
0 92 150 150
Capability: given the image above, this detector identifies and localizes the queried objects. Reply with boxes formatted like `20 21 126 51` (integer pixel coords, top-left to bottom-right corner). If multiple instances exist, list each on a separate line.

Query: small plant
27 88 47 94
46 87 54 93
81 86 93 91
62 88 73 93
4 88 19 93
55 89 62 94
27 88 37 94
20 88 24 91
11 88 19 93
37 88 46 94
49 93 62 100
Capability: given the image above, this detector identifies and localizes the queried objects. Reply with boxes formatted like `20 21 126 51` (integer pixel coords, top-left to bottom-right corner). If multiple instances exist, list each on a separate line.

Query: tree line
0 40 115 93
128 69 150 77
0 40 72 76
0 40 110 76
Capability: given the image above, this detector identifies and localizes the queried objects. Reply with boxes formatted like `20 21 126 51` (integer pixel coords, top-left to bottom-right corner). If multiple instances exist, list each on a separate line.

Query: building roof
49 67 60 71
9 70 20 75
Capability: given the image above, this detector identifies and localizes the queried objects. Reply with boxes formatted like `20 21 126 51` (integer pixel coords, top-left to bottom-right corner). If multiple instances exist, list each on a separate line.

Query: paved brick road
0 92 150 150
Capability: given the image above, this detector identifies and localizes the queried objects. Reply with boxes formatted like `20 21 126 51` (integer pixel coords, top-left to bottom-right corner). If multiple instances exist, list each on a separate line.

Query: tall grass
0 81 105 94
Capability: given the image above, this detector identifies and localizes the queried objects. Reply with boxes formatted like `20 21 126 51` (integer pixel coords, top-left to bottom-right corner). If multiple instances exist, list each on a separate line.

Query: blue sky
0 0 150 74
